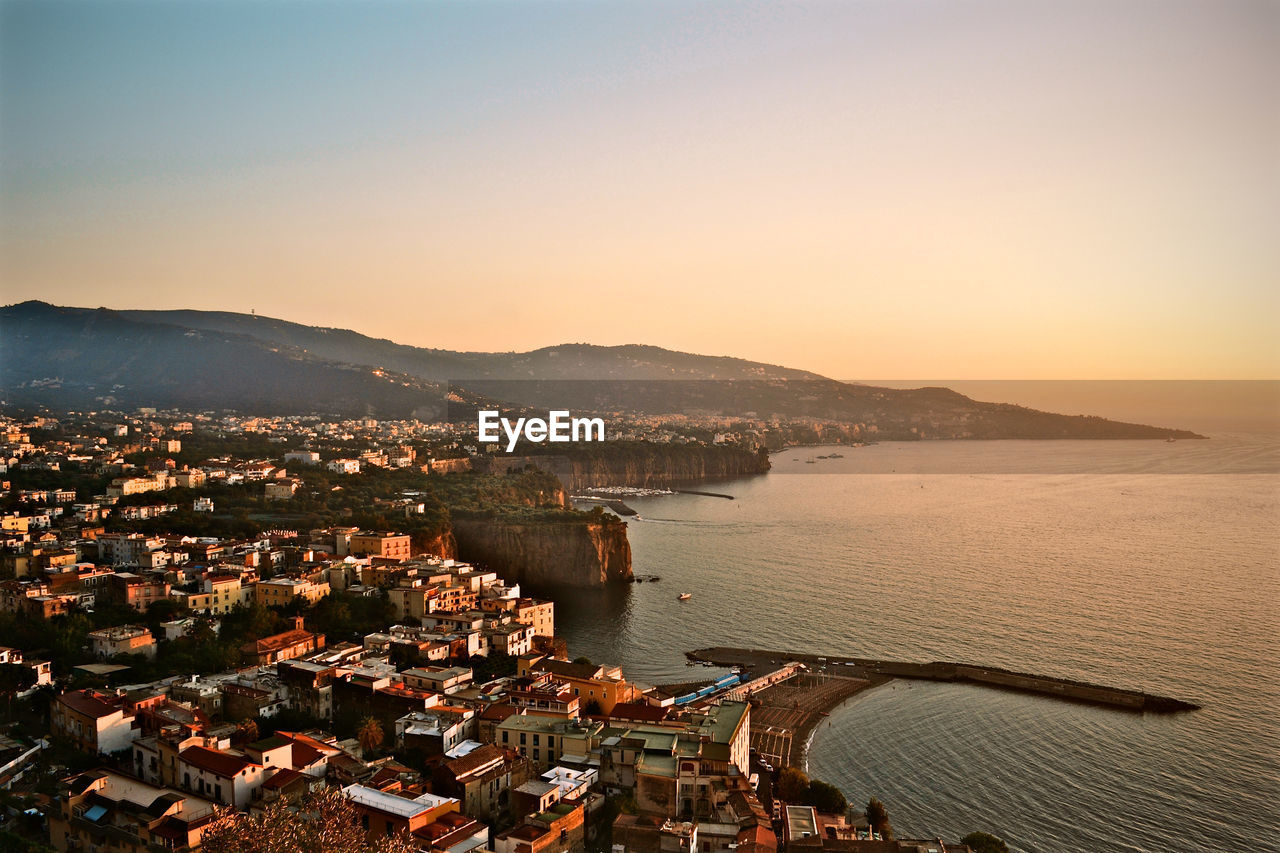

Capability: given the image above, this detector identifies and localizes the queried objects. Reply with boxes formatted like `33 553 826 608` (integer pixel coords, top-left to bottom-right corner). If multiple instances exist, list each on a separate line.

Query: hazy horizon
3 1 1277 380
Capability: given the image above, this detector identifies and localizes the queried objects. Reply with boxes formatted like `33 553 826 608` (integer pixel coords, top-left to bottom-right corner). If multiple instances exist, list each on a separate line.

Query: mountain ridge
0 301 1206 439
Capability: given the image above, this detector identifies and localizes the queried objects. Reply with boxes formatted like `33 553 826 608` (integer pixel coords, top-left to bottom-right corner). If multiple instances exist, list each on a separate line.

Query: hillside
0 302 1205 439
0 302 455 418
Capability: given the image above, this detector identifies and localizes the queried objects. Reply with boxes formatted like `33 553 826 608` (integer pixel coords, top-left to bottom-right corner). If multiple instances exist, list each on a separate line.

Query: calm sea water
553 435 1280 853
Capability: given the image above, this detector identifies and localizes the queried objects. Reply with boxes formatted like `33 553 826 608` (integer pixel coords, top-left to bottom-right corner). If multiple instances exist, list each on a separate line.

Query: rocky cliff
476 445 771 492
415 529 458 560
451 516 632 587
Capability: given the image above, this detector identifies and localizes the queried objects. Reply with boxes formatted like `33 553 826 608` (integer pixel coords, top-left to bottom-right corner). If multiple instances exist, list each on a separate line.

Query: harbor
678 647 1202 770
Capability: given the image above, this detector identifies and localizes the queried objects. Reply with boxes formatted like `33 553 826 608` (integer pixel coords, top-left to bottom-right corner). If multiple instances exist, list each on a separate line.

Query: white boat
678 593 692 601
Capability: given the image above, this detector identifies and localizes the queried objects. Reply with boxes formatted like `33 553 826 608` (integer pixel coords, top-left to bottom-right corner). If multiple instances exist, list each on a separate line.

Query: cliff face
415 529 458 560
562 449 768 491
475 446 770 492
452 517 632 587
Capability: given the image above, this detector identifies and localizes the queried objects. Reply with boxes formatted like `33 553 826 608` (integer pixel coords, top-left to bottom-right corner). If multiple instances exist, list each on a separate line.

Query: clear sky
2 0 1276 379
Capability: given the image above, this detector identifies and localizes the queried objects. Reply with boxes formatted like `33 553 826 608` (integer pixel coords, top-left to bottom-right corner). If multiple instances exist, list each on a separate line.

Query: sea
551 432 1279 853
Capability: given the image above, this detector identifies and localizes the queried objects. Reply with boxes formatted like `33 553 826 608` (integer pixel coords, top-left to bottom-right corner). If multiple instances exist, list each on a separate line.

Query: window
533 734 540 746
520 733 526 745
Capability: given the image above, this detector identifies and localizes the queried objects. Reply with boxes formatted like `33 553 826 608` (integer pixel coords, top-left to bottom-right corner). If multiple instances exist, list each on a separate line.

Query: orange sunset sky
2 0 1276 379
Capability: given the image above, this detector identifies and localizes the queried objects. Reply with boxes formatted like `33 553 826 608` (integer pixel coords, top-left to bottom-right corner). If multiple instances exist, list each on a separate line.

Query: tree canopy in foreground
199 787 414 853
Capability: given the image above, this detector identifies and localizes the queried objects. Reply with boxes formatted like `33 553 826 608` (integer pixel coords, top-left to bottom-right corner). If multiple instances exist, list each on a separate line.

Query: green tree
775 767 809 803
803 780 847 814
866 797 893 840
0 664 36 718
357 716 385 756
960 832 1010 853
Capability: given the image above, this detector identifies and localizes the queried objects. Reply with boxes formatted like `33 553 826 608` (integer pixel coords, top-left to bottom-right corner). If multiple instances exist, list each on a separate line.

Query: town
0 408 987 853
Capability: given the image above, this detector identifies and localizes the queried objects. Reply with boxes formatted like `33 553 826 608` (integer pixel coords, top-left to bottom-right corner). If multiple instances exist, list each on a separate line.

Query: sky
2 0 1276 380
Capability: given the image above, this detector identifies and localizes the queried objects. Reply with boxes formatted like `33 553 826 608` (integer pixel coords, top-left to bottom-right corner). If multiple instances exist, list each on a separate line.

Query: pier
569 496 638 516
681 647 1200 771
688 647 1201 713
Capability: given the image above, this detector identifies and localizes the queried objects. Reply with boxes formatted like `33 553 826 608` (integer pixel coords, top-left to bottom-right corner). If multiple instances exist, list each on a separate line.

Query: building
52 689 139 754
493 800 586 853
169 676 224 720
0 645 52 694
89 625 157 659
255 576 330 607
106 571 172 611
173 468 206 489
176 744 266 808
350 531 412 560
327 458 361 475
402 665 474 695
96 533 164 566
175 573 249 615
242 617 326 665
433 743 533 823
520 656 640 715
344 784 488 852
598 702 752 819
49 770 219 853
483 597 556 638
265 479 300 500
496 716 605 774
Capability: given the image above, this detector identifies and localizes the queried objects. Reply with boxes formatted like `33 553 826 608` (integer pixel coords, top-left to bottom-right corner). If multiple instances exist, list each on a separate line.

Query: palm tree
357 716 384 756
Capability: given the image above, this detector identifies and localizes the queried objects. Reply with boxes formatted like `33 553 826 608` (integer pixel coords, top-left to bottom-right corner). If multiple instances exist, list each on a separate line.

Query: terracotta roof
261 768 306 791
534 659 604 681
607 703 669 723
242 629 316 655
291 741 326 769
276 731 342 756
58 690 125 720
180 745 256 778
480 703 517 722
445 744 504 780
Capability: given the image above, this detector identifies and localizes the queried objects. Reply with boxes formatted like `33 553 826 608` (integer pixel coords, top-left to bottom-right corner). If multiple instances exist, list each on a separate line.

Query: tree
199 786 414 852
775 767 809 803
233 719 259 746
804 780 847 815
960 832 1010 853
357 716 384 756
0 664 36 718
866 797 893 840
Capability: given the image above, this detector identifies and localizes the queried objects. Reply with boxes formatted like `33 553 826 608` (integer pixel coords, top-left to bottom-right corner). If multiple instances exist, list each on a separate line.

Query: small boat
678 593 692 601
1166 437 1177 443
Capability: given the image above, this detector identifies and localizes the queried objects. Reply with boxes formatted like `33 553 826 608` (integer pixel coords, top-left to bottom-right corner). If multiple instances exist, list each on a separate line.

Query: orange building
343 785 488 851
241 617 325 665
349 531 412 560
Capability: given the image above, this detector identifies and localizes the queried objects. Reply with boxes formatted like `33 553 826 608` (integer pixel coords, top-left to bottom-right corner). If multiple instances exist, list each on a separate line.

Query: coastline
790 674 890 771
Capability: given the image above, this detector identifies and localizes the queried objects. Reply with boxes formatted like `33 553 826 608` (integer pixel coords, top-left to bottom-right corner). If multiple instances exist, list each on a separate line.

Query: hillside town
0 410 978 853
